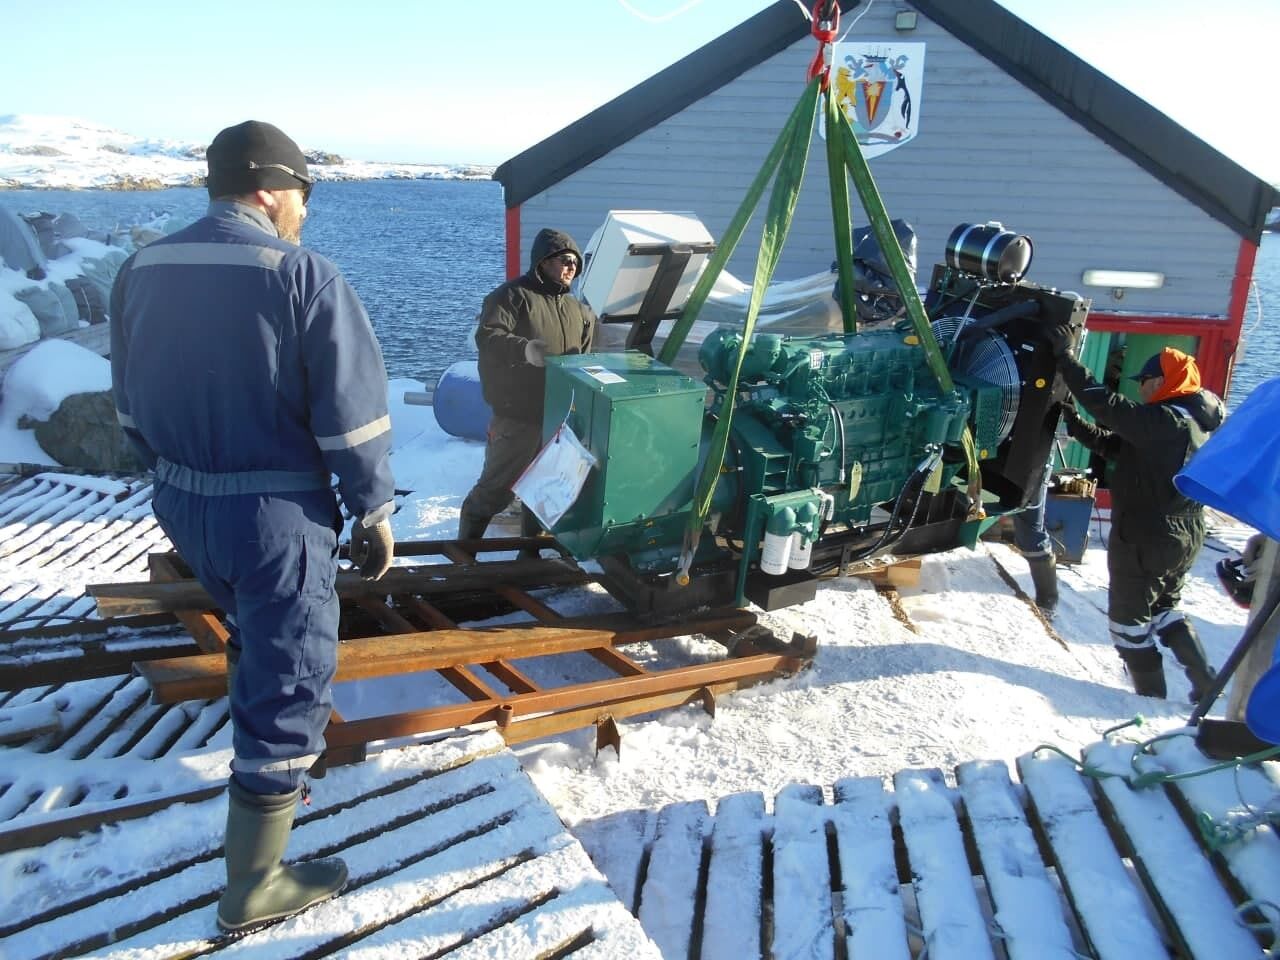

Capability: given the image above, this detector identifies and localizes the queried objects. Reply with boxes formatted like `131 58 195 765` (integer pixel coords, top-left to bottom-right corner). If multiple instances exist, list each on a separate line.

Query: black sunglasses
247 160 313 204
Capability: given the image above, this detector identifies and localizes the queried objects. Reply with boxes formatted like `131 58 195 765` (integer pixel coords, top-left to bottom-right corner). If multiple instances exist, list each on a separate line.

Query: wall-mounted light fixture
1082 269 1165 302
894 10 918 30
1081 269 1165 290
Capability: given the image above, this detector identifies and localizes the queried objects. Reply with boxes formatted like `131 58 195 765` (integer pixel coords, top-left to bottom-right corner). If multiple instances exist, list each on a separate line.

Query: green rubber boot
216 779 348 933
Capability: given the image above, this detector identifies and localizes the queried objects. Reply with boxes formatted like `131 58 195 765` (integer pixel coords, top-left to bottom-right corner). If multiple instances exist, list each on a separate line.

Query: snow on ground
0 340 1266 956
0 340 1257 832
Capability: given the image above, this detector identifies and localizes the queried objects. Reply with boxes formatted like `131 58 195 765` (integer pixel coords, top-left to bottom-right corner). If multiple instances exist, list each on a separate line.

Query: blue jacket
110 202 393 517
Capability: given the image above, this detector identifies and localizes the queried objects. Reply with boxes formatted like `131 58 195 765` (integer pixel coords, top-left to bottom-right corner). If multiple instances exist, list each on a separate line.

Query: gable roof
493 0 1276 241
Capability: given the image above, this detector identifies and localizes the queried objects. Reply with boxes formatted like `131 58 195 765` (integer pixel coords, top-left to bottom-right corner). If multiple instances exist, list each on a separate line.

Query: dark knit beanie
206 121 311 198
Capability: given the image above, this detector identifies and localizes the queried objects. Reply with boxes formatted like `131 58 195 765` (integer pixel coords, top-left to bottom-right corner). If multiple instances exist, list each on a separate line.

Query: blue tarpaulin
1176 377 1280 541
1176 377 1280 742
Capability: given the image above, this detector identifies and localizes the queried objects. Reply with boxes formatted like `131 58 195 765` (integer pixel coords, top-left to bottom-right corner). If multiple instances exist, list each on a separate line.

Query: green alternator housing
541 352 705 565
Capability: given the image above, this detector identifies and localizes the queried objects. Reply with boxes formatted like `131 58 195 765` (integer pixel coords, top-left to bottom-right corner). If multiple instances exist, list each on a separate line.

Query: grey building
494 0 1275 395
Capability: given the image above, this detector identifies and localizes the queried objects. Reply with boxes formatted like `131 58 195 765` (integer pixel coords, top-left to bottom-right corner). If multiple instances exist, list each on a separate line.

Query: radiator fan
931 316 1021 442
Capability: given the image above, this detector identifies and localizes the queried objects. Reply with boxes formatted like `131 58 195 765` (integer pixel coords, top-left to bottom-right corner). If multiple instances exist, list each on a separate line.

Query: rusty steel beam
443 543 567 623
587 646 647 677
139 625 633 704
437 665 500 701
138 605 759 705
91 558 592 618
0 641 202 691
478 660 541 694
499 681 742 747
148 554 229 653
323 652 808 751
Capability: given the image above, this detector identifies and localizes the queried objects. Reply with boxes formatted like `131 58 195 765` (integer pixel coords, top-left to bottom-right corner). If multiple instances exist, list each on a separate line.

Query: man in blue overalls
110 121 395 933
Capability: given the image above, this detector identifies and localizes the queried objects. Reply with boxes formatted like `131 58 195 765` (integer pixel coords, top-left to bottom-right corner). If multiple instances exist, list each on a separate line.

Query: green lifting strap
666 78 822 579
828 93 951 391
667 78 986 579
657 78 822 367
825 89 858 334
828 94 984 501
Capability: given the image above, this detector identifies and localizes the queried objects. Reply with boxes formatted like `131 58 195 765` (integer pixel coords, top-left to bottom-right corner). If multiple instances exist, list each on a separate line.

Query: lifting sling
658 1 983 583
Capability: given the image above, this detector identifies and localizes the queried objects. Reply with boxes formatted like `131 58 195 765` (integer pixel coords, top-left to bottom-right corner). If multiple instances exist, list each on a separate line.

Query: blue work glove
350 515 394 580
524 338 548 367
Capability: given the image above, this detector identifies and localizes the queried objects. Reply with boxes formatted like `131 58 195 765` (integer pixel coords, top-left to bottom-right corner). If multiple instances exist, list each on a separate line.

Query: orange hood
1148 347 1202 404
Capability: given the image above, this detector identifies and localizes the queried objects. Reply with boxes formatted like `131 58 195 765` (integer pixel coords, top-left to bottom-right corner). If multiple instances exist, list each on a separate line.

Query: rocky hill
0 115 493 190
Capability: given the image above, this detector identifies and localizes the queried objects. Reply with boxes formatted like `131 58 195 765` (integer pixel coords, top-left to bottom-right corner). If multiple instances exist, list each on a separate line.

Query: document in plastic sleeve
512 422 597 529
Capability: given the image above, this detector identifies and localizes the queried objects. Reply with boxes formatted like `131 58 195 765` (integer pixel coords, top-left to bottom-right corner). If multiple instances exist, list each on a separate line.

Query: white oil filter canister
760 507 796 575
788 532 813 570
788 501 819 570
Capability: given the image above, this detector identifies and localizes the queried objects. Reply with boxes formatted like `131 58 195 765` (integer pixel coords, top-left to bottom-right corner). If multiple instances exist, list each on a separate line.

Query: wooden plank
574 807 657 914
89 558 592 617
701 791 766 960
343 842 654 959
893 768 996 960
1153 734 1280 911
137 625 630 703
0 784 226 856
637 799 711 959
1016 750 1180 960
3 734 521 957
1085 741 1264 959
956 760 1077 960
772 783 836 959
0 699 61 745
831 776 911 960
849 556 923 588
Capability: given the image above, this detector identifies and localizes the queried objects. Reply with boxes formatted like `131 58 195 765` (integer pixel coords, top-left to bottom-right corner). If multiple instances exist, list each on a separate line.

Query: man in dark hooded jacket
1050 339 1225 700
459 228 597 544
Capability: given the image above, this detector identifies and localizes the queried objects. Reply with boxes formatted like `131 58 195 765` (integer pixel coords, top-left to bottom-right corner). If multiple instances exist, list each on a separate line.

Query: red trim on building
1085 313 1231 396
504 205 521 280
1081 237 1261 398
1224 237 1261 391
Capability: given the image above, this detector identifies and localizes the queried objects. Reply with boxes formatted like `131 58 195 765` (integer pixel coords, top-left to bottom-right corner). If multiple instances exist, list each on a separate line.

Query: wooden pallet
0 730 659 960
576 735 1280 959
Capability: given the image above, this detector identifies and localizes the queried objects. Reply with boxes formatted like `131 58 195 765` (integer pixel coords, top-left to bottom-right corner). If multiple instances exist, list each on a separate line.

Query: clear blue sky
2 0 1276 181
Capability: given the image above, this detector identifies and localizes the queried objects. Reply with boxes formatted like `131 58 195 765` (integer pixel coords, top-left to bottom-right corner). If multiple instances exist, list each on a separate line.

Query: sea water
3 182 1278 404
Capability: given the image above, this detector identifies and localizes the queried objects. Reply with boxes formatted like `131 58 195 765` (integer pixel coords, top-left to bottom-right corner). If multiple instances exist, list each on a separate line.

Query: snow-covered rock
0 114 494 190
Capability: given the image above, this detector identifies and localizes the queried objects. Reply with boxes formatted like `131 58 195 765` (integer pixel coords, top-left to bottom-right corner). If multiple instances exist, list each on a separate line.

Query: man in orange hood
1048 337 1226 701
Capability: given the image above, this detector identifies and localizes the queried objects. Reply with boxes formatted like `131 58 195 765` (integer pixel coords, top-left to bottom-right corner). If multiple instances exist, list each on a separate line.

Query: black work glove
524 338 548 367
350 516 394 580
1044 322 1074 358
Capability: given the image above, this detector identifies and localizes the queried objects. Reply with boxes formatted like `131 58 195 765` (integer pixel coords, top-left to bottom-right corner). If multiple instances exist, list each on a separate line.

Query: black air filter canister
946 223 1034 283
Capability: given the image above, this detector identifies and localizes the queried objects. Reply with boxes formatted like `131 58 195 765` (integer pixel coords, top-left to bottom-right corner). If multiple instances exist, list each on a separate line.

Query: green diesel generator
540 259 1087 615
